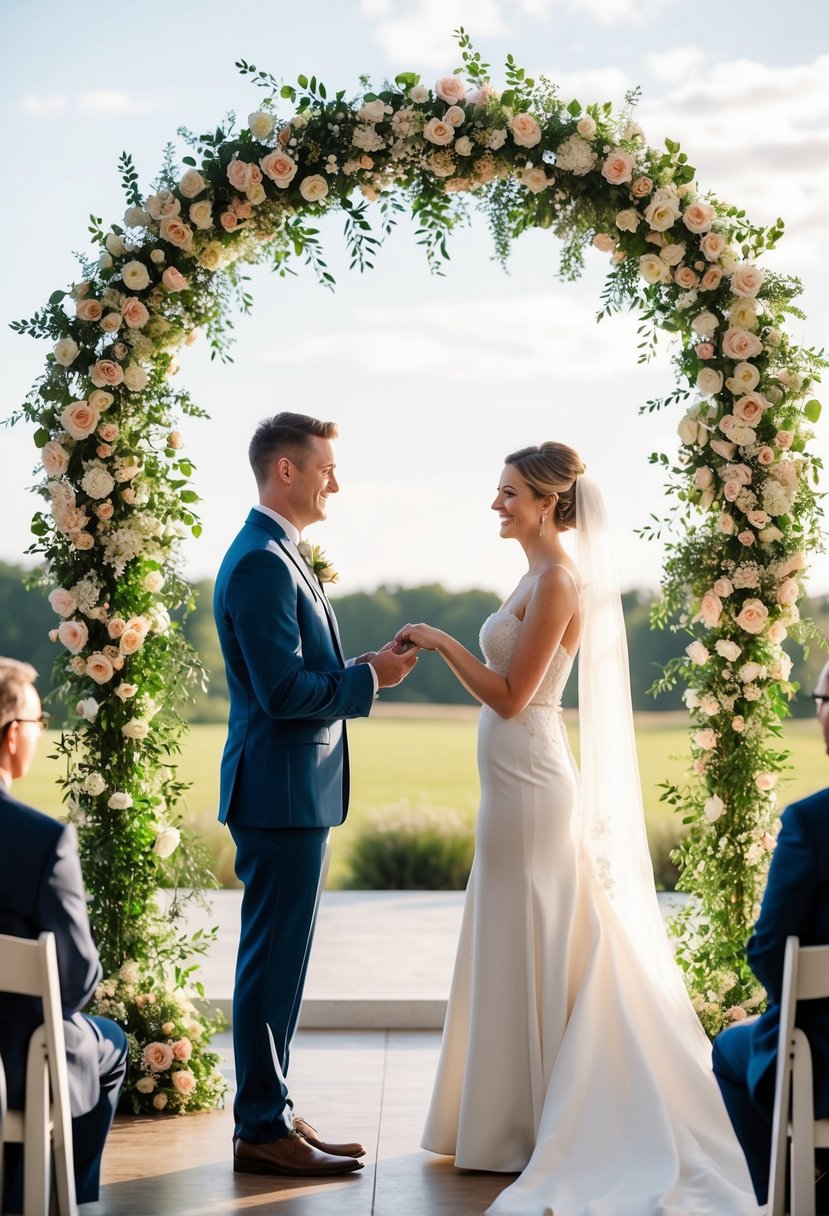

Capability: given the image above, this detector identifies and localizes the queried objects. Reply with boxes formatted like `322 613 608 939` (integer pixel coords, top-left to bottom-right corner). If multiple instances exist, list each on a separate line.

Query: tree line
1 561 825 722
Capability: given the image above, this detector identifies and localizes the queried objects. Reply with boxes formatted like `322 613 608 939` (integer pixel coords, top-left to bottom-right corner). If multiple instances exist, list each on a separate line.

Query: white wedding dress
421 608 759 1215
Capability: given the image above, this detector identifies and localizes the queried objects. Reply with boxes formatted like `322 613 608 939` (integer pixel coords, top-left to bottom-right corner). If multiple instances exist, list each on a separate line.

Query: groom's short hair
249 413 338 486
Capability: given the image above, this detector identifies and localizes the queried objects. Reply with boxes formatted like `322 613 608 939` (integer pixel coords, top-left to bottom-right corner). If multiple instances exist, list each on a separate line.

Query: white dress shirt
252 504 379 698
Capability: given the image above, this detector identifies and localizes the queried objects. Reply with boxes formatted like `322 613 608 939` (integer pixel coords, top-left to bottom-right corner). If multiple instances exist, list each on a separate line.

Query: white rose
121 260 151 291
143 570 165 593
54 338 80 367
122 719 150 740
123 364 149 392
188 200 213 230
691 311 719 339
697 369 723 396
704 795 725 823
76 697 99 722
84 771 107 796
107 791 133 810
248 110 274 140
639 253 670 285
153 826 181 859
410 84 429 103
358 98 386 123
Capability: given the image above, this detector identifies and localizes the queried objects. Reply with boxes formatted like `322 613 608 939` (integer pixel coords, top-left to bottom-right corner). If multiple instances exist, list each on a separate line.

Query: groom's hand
369 643 419 688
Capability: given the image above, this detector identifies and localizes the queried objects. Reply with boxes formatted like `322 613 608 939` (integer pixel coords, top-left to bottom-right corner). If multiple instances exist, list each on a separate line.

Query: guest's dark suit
0 783 127 1211
713 788 829 1202
214 508 375 1143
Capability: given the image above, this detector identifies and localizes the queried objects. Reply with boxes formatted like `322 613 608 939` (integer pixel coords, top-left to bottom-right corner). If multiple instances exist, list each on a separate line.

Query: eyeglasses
0 712 51 738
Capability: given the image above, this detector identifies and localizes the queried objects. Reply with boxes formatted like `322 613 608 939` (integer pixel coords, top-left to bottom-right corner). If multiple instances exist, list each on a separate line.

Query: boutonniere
297 540 339 584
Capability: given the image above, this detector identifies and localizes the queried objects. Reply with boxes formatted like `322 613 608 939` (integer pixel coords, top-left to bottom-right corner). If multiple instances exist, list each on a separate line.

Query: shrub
344 804 474 890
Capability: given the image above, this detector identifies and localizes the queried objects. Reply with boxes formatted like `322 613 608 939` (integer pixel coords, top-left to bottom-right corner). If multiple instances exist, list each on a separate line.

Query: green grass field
15 711 828 889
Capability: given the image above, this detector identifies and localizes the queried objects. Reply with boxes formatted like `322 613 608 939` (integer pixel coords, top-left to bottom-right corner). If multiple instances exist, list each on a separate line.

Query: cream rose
178 169 206 199
643 194 681 231
121 260 151 291
172 1038 192 1061
735 600 769 635
260 149 298 186
686 640 710 665
639 253 671 285
730 263 764 298
435 75 466 105
61 399 100 440
153 826 181 858
123 364 149 392
601 148 635 185
520 166 550 195
136 1076 157 1094
188 200 213 231
122 719 150 740
299 174 329 202
695 467 714 491
660 242 686 267
143 1042 174 1073
86 653 115 684
443 104 465 128
715 638 741 662
54 338 80 367
615 209 639 233
100 312 122 333
696 368 723 396
691 310 719 339
729 361 760 393
510 112 542 148
248 110 274 140
88 389 114 412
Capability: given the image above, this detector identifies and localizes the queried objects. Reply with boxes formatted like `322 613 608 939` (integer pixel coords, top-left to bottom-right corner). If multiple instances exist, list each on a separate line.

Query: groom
215 412 418 1178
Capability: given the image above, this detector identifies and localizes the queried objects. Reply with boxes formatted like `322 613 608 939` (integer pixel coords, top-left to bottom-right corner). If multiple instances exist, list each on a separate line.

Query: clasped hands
352 623 441 690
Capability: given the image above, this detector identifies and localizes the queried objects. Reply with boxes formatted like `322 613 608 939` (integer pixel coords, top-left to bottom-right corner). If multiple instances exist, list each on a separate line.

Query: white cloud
542 65 634 109
519 0 675 25
78 90 133 114
645 45 704 84
363 0 506 66
19 93 67 115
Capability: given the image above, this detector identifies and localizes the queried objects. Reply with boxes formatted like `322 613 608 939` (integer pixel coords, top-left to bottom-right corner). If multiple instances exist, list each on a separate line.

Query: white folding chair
0 931 77 1216
769 936 829 1215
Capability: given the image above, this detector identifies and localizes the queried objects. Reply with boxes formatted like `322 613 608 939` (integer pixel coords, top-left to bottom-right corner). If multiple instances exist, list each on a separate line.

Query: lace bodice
479 610 575 709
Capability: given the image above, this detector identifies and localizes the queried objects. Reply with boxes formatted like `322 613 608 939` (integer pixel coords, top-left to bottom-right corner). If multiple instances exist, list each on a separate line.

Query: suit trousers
229 823 329 1143
712 1022 774 1204
3 1013 127 1213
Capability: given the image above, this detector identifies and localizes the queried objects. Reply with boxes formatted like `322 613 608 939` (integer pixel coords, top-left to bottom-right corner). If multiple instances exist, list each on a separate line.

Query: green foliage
344 805 474 890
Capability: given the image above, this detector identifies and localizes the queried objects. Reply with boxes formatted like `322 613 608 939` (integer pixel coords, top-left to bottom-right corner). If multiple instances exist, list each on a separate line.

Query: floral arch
11 34 824 1109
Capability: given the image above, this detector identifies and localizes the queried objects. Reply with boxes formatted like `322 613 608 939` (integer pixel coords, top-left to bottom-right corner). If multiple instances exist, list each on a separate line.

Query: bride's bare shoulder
535 563 581 600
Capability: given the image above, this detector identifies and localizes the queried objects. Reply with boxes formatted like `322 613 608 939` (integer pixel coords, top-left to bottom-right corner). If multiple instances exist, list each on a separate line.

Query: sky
1 0 827 601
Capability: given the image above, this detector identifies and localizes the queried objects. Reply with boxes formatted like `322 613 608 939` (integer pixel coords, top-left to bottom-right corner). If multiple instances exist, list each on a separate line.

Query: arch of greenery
11 34 824 1112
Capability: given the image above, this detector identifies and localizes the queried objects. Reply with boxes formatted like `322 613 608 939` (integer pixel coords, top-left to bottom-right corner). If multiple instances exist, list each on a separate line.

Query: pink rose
171 1068 197 1096
713 578 734 597
48 587 76 617
722 328 763 360
601 148 635 185
142 1042 174 1073
220 211 239 231
172 1038 192 1061
700 232 726 261
730 264 764 298
435 76 466 105
755 772 777 792
695 728 717 751
698 591 723 627
260 149 298 186
756 446 775 466
747 510 770 528
76 298 103 322
735 599 769 634
61 399 101 440
57 619 88 653
73 532 94 551
710 439 737 460
775 431 794 450
161 267 188 292
733 393 767 425
700 266 723 291
510 113 542 148
682 201 716 233
695 342 715 360
121 298 150 328
738 530 756 547
631 176 653 198
695 467 714 490
723 480 742 502
732 716 746 733
227 158 254 191
719 513 736 535
91 360 124 388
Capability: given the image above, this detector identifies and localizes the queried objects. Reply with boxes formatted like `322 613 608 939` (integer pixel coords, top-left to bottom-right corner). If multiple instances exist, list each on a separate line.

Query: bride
395 442 759 1215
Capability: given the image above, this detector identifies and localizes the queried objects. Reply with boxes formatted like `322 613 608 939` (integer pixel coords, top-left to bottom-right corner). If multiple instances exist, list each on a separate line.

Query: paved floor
86 1030 510 1216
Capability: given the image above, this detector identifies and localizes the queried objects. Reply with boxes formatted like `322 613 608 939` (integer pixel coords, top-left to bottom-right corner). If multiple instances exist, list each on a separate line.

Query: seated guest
713 655 829 1207
0 657 128 1212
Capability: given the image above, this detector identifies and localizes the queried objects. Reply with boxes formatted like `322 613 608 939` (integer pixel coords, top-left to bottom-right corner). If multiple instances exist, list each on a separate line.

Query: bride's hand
395 623 442 652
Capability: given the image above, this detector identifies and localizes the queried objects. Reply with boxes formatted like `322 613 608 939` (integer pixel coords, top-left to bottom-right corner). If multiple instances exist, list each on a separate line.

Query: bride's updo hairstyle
505 442 586 531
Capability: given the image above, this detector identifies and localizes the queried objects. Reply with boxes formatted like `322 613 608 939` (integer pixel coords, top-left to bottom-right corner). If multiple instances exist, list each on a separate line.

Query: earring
539 512 547 536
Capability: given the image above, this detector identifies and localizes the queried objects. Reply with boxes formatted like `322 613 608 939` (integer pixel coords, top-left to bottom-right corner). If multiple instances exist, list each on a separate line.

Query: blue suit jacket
214 509 375 828
0 785 103 1117
744 788 829 1114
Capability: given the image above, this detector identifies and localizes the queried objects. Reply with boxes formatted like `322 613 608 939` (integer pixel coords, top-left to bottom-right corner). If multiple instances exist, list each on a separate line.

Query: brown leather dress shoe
233 1129 363 1176
293 1116 366 1159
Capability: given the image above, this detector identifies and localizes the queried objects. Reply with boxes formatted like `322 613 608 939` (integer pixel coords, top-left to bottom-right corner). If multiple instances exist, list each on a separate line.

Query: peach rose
710 439 737 460
682 201 716 233
723 480 742 502
510 112 542 148
423 117 454 146
755 772 777 792
86 653 115 684
695 342 715 360
730 264 764 298
631 175 653 198
96 501 114 520
73 532 94 551
171 1069 197 1096
136 1077 156 1094
76 298 103 322
121 298 150 328
756 446 775 466
443 105 465 128
593 233 616 252
260 149 298 186
119 628 145 656
143 1042 174 1073
686 640 710 665
738 530 756 547
42 440 70 477
100 312 122 333
695 467 714 490
189 200 213 230
48 587 76 617
722 328 763 360
732 716 746 733
160 214 194 249
733 393 767 425
435 75 466 105
227 158 253 191
61 399 100 440
152 1093 168 1111
719 513 736 535
713 577 734 597
735 599 769 635
576 115 597 137
698 591 723 627
57 619 88 653
172 1038 192 1061
767 620 788 644
747 510 770 528
161 266 188 292
601 148 635 185
700 231 726 261
219 211 238 231
91 360 124 388
674 265 699 289
777 577 799 606
107 618 126 639
700 266 723 291
775 431 794 450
